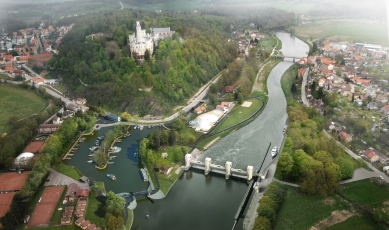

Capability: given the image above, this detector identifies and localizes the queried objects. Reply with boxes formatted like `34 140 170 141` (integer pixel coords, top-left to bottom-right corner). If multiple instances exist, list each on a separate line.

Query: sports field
28 186 65 227
0 172 30 191
0 85 47 133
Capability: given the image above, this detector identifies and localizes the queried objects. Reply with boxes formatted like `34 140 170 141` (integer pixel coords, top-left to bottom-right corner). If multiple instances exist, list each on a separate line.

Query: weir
184 154 259 181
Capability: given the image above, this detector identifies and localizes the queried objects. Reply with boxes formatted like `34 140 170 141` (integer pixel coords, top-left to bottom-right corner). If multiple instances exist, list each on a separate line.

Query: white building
129 21 174 61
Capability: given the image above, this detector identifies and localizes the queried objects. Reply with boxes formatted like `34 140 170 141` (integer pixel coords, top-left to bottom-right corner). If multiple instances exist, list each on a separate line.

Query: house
81 220 91 229
27 51 54 68
374 151 389 165
364 148 380 163
76 189 90 198
194 106 206 114
52 116 62 124
376 94 388 104
327 122 343 133
61 217 71 225
380 105 389 116
75 217 85 226
37 124 61 134
224 86 236 93
367 102 378 110
87 224 97 230
30 77 46 85
298 68 306 77
383 166 389 174
221 101 231 109
216 105 225 112
318 78 327 87
338 131 352 142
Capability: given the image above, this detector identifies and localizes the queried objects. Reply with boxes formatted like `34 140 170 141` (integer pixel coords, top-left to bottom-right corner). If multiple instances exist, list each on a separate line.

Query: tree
277 152 294 179
105 191 125 217
291 83 297 95
106 215 124 230
291 149 308 179
144 49 151 61
335 157 354 180
120 112 132 121
237 93 243 104
168 130 176 146
172 117 186 132
253 216 271 230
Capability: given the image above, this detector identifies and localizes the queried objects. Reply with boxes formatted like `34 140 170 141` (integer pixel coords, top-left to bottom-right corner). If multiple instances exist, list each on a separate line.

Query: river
131 32 309 230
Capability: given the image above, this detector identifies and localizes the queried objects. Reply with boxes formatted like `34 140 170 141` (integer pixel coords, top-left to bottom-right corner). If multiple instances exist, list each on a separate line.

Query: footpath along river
131 31 309 230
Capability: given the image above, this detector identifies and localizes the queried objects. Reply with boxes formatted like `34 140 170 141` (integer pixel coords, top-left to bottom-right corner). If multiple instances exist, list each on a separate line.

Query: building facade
129 21 174 61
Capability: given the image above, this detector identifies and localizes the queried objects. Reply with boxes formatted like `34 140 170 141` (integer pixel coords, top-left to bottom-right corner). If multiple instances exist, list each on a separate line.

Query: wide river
66 31 308 230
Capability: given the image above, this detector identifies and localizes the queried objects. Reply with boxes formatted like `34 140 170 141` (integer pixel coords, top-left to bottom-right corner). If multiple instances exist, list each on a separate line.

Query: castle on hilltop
129 21 174 61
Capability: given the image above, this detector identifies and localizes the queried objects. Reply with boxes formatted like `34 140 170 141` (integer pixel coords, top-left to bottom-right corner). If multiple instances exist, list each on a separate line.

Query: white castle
129 21 174 60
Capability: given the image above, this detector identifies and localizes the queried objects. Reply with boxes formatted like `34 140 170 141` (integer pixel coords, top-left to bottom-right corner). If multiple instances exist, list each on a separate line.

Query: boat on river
109 156 117 160
106 174 116 180
140 168 149 182
116 139 122 143
108 161 115 164
89 146 98 151
88 154 94 157
109 146 121 153
87 160 93 163
271 146 278 158
139 125 144 130
145 214 150 219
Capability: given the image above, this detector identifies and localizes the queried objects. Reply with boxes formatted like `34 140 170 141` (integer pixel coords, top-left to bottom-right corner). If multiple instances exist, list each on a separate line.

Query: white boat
87 160 93 163
108 161 115 164
109 146 121 153
89 146 98 151
116 139 122 143
106 174 116 180
88 154 94 157
140 168 149 182
134 125 137 130
145 214 150 219
139 125 144 130
271 146 278 158
109 156 117 160
134 152 138 158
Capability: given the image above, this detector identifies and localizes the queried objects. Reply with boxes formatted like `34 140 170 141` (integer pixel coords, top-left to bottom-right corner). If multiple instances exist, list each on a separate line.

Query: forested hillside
49 10 237 116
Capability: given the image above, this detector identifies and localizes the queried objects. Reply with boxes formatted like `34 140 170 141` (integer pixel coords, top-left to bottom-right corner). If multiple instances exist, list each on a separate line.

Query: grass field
326 215 386 230
52 164 83 180
338 179 389 207
211 99 262 133
85 195 106 227
274 186 350 230
281 65 297 103
293 20 388 46
0 85 47 133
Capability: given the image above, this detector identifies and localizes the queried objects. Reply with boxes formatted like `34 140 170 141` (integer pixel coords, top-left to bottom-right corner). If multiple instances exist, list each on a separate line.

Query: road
301 68 310 106
119 1 124 9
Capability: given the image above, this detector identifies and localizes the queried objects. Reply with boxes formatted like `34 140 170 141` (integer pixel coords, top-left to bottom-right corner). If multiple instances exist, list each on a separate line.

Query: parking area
45 168 89 189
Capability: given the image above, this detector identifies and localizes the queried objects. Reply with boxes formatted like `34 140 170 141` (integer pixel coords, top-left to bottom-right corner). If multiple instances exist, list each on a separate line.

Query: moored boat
87 160 93 163
106 174 116 180
271 146 278 158
109 146 121 153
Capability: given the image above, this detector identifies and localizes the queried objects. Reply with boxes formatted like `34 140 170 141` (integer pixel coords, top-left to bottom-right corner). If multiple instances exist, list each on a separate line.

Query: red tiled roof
364 149 377 159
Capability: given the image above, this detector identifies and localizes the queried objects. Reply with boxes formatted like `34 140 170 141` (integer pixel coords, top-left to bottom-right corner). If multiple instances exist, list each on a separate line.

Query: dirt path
309 210 354 230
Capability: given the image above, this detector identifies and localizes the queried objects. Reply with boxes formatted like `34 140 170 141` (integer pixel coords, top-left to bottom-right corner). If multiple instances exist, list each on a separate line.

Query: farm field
0 85 47 133
293 19 388 46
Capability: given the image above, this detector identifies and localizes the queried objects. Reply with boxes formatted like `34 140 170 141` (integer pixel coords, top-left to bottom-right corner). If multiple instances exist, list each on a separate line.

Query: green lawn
85 196 106 227
52 163 83 180
338 179 389 207
211 99 262 133
274 186 350 230
327 215 385 230
281 65 297 102
0 85 47 133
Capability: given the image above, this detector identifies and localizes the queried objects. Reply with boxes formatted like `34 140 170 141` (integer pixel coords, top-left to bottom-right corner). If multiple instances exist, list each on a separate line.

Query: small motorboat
108 161 115 164
145 214 150 219
87 160 93 163
271 146 278 158
88 154 94 157
106 174 116 180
